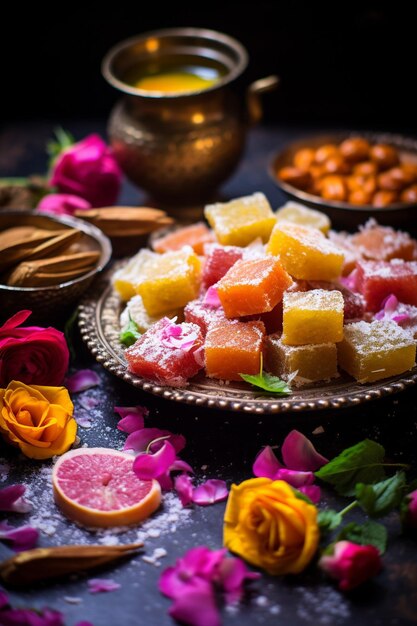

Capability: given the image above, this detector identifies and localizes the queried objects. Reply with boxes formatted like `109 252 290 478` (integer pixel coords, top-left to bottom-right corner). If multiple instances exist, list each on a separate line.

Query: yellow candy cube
282 289 344 345
120 295 183 334
266 222 344 280
265 333 338 384
204 192 276 246
137 247 202 316
337 320 416 383
112 249 157 301
275 201 331 233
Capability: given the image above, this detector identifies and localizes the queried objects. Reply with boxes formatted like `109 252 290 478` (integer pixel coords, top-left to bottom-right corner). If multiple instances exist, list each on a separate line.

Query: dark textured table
1 121 417 626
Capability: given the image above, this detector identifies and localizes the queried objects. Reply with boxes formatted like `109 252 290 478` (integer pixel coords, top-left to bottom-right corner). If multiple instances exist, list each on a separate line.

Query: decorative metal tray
78 267 417 414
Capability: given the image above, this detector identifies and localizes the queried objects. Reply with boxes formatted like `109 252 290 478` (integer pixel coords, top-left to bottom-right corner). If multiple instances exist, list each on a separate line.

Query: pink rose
402 489 417 532
50 134 122 207
319 540 382 591
37 193 91 216
0 310 69 387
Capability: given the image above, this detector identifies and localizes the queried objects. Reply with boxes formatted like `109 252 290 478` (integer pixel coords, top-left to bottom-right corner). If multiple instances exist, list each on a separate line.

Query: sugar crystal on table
204 192 276 246
205 319 265 381
266 222 344 280
282 289 344 345
137 246 201 316
216 256 293 318
265 334 338 384
355 259 417 312
337 319 416 383
125 318 204 386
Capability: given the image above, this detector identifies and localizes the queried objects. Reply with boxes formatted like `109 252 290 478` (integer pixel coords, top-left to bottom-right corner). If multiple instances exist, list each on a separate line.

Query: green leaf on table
239 356 293 395
120 316 141 347
355 471 407 518
292 489 314 505
337 520 388 554
47 126 75 166
318 509 343 533
314 439 386 496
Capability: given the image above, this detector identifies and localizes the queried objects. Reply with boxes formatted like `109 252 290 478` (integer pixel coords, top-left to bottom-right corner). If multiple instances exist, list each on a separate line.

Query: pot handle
246 75 280 125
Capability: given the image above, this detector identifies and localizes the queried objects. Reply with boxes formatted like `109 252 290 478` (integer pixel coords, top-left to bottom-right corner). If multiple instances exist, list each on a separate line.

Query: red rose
0 310 69 387
402 489 417 532
49 134 122 207
319 540 382 591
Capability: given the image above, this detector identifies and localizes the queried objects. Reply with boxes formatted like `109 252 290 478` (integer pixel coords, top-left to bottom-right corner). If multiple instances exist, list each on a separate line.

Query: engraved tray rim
78 265 417 415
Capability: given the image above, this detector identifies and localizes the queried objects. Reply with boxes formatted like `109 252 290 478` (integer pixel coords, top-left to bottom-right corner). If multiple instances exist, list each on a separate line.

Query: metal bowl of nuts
0 211 112 320
269 131 417 231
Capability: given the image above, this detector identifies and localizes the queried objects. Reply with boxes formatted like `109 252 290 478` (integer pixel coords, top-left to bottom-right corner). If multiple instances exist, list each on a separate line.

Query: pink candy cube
355 260 417 312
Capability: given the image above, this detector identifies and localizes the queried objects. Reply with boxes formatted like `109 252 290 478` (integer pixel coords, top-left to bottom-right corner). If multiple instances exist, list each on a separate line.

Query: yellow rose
0 380 77 460
223 477 319 575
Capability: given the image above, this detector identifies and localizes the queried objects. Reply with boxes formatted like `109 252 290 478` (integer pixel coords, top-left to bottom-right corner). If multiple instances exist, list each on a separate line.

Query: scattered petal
87 578 121 593
114 405 149 421
281 429 328 471
192 480 228 506
253 446 283 479
175 474 194 507
0 484 31 513
117 413 145 434
75 411 93 429
66 369 100 393
217 557 261 605
160 321 199 352
170 459 194 475
299 484 322 504
0 606 65 625
0 521 39 551
0 590 9 609
159 546 226 599
203 286 221 309
133 441 177 481
169 579 220 626
340 268 358 292
124 428 185 454
274 468 315 488
78 395 100 410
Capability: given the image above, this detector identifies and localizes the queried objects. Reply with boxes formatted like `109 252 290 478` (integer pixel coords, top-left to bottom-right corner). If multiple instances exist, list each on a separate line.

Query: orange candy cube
216 257 293 318
152 222 215 256
205 319 265 381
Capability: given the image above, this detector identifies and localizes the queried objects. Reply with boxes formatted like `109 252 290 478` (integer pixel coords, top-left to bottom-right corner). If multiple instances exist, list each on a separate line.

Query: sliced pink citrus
52 447 161 528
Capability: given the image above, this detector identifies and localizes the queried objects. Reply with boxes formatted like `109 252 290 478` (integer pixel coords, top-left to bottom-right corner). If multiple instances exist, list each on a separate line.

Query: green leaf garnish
292 489 314 505
47 126 75 167
120 316 141 347
318 509 343 533
336 520 388 554
355 471 407 518
239 355 292 395
314 440 386 496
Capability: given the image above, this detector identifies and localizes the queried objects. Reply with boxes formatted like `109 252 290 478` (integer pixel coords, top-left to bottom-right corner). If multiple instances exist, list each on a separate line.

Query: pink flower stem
338 501 359 517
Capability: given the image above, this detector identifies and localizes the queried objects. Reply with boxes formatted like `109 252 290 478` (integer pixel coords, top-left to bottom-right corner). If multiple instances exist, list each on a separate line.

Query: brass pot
102 28 278 204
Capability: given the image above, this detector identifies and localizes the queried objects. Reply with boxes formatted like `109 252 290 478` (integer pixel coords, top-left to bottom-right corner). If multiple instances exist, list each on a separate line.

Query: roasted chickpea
400 184 417 203
370 144 400 171
348 189 373 205
339 137 370 163
353 161 378 176
278 166 312 190
308 164 325 180
378 167 411 192
314 144 339 165
322 155 351 176
346 174 377 195
372 190 398 207
293 148 316 171
400 162 417 184
320 175 347 201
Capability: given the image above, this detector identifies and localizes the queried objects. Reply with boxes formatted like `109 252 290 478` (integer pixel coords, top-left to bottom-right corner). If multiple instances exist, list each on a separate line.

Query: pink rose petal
282 430 328 471
203 286 221 309
0 606 64 626
170 459 194 474
78 395 100 410
169 579 220 626
192 479 228 506
174 474 194 507
253 445 283 479
117 413 146 434
124 428 185 454
217 557 261 605
114 405 148 420
0 310 32 331
37 193 91 216
274 468 315 488
75 411 93 429
160 321 199 352
159 546 226 599
340 268 358 291
133 441 177 481
0 521 39 552
0 590 9 609
0 484 31 513
65 369 100 393
87 578 121 593
299 484 322 504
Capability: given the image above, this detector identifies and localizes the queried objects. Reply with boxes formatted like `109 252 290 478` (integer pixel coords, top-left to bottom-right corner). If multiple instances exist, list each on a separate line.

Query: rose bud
401 490 417 532
319 541 382 591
